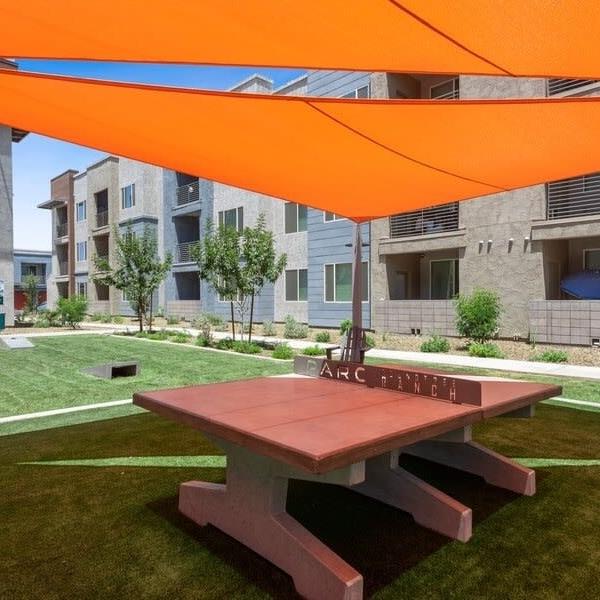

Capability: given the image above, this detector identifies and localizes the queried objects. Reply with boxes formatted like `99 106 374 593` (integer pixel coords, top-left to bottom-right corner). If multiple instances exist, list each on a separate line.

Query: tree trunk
138 306 143 333
230 301 236 341
148 293 153 333
249 292 255 343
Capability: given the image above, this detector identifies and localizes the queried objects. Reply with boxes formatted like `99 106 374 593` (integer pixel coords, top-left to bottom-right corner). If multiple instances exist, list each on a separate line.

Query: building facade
13 249 52 311
40 71 600 345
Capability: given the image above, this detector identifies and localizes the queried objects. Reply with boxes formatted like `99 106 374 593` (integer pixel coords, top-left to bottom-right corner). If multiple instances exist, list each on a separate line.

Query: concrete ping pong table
134 359 561 600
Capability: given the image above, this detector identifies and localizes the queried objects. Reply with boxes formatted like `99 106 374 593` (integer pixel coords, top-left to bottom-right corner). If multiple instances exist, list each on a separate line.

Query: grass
1 404 600 599
0 334 291 417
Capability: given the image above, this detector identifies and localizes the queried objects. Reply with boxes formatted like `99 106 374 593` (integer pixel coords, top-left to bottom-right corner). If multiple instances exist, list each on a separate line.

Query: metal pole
350 221 363 362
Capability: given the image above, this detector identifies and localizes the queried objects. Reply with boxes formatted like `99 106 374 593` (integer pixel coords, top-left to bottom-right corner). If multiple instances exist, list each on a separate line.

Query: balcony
56 222 68 238
176 241 200 264
58 261 69 276
19 274 45 285
390 203 459 239
547 79 596 95
94 254 109 272
546 174 600 220
96 211 109 228
176 181 200 206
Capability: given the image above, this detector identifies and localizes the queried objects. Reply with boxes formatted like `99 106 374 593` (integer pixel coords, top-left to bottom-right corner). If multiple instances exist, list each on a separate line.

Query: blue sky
11 60 304 250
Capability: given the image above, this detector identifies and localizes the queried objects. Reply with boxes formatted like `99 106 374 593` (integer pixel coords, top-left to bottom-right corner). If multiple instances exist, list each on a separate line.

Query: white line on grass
0 399 132 424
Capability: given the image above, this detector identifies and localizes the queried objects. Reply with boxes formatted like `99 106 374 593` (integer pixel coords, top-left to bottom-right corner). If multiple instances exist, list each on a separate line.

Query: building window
324 212 345 222
76 241 87 262
21 263 44 279
584 249 600 270
430 259 459 299
324 262 368 303
77 282 87 298
218 207 244 232
341 85 370 99
430 78 459 99
285 269 308 301
285 202 307 233
121 183 135 209
76 201 86 222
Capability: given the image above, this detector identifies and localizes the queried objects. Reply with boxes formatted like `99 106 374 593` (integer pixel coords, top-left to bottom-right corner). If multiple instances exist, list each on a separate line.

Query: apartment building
13 249 51 311
0 58 28 327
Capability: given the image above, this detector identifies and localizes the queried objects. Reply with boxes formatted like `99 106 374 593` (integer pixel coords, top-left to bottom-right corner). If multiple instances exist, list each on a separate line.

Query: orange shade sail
2 1 600 79
2 69 600 220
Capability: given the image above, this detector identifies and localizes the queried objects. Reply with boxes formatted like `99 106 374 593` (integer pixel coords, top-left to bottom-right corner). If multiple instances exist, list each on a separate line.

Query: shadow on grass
149 455 530 598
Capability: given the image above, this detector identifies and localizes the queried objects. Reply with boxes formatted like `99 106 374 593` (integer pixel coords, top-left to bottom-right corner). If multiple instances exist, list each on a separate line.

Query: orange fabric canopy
3 1 600 78
2 69 600 220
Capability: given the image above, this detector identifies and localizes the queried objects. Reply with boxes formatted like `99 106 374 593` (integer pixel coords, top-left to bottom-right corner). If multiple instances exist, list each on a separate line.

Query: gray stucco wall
0 125 15 325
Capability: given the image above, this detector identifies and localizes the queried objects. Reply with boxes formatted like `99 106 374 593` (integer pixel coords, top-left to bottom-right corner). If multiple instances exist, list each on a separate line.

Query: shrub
420 335 450 353
112 315 125 324
365 334 376 349
340 319 352 335
99 313 112 324
272 343 294 360
147 330 170 341
35 309 62 328
455 289 501 343
57 295 88 329
303 345 326 356
195 334 211 347
166 315 180 325
170 332 191 343
90 312 104 322
468 342 504 358
532 350 568 363
262 320 277 336
198 313 226 330
315 331 331 343
232 340 262 354
216 338 235 350
283 315 308 339
135 331 149 339
193 314 212 345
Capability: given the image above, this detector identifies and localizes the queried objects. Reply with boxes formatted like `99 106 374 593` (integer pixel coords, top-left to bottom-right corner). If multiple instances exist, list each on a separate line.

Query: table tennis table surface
134 372 560 473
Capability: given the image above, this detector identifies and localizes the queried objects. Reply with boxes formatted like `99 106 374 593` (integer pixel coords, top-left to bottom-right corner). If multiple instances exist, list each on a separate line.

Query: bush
57 295 88 328
315 331 331 343
455 289 501 343
135 331 149 339
283 315 308 339
340 319 352 335
147 330 170 341
272 343 294 360
420 335 450 353
532 350 568 363
170 332 191 343
198 313 226 330
468 342 504 358
166 315 180 325
303 345 326 356
195 334 211 347
90 313 104 322
193 314 212 345
365 334 376 349
262 320 277 336
112 315 125 324
216 338 235 350
99 313 112 324
34 309 62 328
232 340 262 354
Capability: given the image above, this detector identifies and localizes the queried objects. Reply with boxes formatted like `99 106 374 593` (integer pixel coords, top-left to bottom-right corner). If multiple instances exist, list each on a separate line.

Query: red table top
134 374 560 473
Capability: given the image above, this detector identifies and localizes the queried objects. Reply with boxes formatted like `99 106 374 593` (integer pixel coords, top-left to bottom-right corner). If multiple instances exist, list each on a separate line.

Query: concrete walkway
82 321 600 381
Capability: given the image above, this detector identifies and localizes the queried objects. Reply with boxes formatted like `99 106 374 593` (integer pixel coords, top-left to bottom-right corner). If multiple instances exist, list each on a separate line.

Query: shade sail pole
349 221 363 363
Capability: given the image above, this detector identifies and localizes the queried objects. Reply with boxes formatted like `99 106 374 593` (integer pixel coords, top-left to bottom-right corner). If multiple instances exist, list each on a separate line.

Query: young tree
193 221 243 340
57 294 88 329
93 224 172 332
22 273 41 315
241 214 286 342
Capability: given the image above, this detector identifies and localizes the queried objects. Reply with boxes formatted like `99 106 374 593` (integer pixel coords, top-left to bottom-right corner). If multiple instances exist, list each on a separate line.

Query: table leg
405 441 535 496
179 444 363 600
350 452 472 542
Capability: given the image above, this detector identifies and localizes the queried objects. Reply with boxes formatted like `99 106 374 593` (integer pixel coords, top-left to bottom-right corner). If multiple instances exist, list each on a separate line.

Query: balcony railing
176 181 200 206
20 274 45 284
176 241 200 263
389 203 459 238
56 222 68 238
547 79 596 95
546 174 600 220
58 261 69 276
96 211 109 228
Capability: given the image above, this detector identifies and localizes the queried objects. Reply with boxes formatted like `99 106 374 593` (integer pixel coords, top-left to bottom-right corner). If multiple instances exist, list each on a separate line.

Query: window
218 207 244 232
121 183 135 209
324 212 345 222
341 85 370 99
76 201 86 222
285 202 307 233
584 249 600 270
122 289 130 302
430 78 459 99
430 259 459 299
324 262 368 303
285 269 308 301
77 282 87 298
76 241 87 262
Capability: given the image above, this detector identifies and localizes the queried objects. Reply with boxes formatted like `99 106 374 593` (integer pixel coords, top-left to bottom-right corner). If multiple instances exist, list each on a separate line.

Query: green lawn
0 335 291 417
1 404 599 599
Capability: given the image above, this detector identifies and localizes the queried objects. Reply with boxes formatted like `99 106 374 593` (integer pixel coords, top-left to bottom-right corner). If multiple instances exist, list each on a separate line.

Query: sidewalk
82 321 600 381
